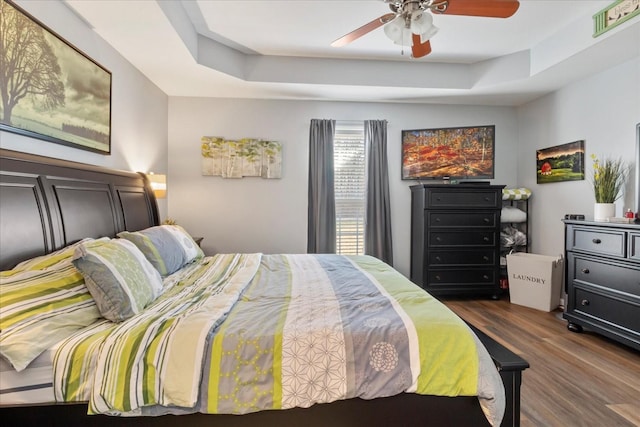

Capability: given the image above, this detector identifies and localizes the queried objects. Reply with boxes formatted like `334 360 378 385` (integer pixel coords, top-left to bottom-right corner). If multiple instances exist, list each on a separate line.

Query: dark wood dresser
410 184 505 298
563 219 640 350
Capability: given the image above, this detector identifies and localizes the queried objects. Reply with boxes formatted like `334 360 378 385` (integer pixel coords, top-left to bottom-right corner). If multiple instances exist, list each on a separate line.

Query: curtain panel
365 120 393 265
307 119 336 253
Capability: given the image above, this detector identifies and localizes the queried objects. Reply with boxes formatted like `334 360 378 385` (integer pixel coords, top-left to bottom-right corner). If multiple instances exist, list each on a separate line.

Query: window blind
334 122 365 255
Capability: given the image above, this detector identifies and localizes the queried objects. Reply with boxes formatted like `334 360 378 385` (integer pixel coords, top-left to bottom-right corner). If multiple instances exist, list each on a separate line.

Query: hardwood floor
441 297 640 427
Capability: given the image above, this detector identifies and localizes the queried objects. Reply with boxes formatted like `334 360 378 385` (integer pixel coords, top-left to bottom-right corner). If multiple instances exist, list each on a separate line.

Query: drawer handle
436 237 442 242
484 197 490 202
435 256 441 262
482 275 489 280
483 218 490 223
435 275 441 281
592 238 601 244
581 268 590 274
483 236 490 242
435 217 441 222
483 256 489 261
581 299 590 306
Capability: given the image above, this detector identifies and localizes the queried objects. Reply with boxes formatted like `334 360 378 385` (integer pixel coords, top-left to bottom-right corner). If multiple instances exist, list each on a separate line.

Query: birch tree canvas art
201 137 282 179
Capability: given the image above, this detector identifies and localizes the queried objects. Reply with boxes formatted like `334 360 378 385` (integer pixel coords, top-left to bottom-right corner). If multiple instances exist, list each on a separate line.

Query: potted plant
590 154 628 220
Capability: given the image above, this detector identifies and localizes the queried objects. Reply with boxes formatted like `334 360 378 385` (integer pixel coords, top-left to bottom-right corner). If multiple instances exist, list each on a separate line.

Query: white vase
594 203 615 221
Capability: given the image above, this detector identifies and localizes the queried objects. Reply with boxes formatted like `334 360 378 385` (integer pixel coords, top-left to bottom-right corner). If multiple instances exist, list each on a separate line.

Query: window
334 122 365 255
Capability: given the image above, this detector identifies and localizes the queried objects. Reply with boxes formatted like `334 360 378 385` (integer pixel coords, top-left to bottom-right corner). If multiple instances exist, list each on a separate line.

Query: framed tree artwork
401 125 495 180
201 137 283 179
0 0 112 154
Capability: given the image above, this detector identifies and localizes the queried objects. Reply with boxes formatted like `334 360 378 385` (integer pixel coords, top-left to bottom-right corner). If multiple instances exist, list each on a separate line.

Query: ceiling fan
331 0 520 58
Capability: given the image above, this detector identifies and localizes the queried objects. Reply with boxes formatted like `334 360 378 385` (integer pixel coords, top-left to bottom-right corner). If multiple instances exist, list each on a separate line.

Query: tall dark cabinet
410 184 505 298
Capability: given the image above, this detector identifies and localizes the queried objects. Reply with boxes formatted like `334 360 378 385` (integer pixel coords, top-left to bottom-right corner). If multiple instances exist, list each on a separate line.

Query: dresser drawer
430 231 497 247
425 189 501 209
571 286 640 334
427 268 496 285
630 232 640 262
428 211 497 228
571 255 640 297
428 249 495 266
569 227 626 257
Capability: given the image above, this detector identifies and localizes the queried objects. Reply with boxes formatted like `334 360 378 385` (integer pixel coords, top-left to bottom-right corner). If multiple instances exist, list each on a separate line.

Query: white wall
516 57 640 257
168 98 518 277
0 0 169 218
5 2 637 280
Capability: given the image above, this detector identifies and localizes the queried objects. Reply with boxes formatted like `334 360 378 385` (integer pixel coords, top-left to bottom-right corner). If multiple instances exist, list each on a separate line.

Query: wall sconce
147 173 167 199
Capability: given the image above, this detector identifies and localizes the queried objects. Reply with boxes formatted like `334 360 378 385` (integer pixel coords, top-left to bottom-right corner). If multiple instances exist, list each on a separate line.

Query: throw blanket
53 254 504 425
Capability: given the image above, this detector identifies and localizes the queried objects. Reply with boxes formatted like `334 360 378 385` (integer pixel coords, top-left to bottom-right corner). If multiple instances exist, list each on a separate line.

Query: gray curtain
307 119 336 253
364 120 393 265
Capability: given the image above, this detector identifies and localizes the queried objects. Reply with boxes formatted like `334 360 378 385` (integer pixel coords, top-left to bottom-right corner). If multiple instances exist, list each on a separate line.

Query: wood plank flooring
441 297 640 427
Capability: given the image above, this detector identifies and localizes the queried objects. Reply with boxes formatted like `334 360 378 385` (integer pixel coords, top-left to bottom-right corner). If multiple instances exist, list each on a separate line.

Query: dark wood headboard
0 149 159 270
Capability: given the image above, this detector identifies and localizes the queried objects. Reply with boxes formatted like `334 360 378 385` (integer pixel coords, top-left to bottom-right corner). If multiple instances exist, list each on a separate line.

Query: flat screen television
401 125 495 180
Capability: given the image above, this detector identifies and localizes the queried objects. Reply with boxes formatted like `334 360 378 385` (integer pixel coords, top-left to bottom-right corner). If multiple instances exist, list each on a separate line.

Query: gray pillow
118 225 204 276
72 239 163 322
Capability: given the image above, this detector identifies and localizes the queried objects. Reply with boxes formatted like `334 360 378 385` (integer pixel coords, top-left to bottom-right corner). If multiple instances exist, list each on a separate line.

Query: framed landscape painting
401 125 495 180
536 140 585 184
201 137 282 179
0 0 112 154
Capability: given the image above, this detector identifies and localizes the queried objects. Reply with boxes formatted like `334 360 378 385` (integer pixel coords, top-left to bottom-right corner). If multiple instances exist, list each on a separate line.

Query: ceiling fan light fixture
332 0 520 58
383 15 412 45
411 9 439 42
419 23 439 42
384 9 439 47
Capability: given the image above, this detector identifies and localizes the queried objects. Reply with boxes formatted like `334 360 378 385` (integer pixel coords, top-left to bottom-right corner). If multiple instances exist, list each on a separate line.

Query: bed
0 148 528 426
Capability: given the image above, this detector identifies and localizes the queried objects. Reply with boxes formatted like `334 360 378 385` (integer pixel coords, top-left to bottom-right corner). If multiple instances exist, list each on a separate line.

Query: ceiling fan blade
435 0 520 18
331 13 396 47
411 35 432 58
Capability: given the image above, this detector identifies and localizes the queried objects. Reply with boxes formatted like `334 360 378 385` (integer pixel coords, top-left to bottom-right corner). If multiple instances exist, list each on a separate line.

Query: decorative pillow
1 238 110 278
72 239 163 322
502 188 532 201
117 225 204 276
0 263 102 371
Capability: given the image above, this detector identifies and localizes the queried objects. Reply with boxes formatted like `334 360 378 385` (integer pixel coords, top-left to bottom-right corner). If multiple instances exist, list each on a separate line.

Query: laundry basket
506 252 564 311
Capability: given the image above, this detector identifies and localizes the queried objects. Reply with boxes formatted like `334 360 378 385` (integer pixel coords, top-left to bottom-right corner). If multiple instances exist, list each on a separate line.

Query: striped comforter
52 254 505 425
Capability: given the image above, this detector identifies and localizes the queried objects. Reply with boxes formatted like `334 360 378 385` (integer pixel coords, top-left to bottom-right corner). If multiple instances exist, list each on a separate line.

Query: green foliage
536 169 583 184
590 155 628 203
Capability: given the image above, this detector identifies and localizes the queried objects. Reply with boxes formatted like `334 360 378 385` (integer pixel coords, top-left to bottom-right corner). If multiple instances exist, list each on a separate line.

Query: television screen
401 125 495 180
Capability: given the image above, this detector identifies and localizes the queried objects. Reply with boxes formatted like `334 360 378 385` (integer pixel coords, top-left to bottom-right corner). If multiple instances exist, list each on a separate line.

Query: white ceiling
62 0 640 106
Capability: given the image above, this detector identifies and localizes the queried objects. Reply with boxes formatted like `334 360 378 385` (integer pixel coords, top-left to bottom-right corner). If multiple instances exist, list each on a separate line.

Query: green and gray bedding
50 254 504 426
